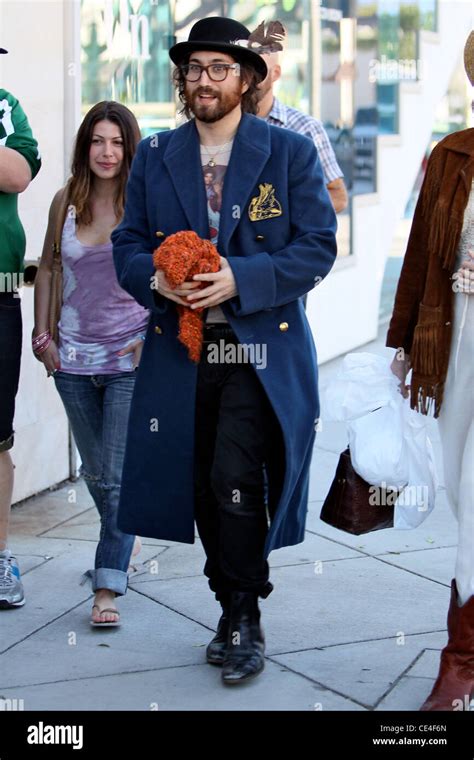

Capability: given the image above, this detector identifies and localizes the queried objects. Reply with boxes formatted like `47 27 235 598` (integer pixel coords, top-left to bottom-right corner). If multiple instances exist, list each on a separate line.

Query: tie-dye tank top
57 208 149 374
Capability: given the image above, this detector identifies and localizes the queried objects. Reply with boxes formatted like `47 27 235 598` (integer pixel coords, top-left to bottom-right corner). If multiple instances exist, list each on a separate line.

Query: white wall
321 47 377 125
0 0 81 502
309 0 473 364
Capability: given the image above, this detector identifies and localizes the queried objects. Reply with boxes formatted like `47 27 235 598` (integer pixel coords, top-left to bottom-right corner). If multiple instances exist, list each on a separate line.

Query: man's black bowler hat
169 17 267 80
0 48 8 54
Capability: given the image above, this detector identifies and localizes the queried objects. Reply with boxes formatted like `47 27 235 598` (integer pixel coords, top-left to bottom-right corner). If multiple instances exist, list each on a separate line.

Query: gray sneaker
0 550 25 608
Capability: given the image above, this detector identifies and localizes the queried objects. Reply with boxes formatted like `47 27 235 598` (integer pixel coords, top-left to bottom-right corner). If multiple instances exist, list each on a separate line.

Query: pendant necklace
201 140 233 167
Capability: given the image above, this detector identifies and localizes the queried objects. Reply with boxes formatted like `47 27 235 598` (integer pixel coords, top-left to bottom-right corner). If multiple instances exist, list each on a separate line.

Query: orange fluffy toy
153 231 221 362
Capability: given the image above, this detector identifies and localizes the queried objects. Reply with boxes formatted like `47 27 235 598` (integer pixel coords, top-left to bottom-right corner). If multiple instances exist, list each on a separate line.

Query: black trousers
194 324 282 602
0 291 22 450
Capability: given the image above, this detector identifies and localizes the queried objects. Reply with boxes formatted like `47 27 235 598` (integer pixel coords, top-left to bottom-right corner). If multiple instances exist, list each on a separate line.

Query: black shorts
0 291 22 451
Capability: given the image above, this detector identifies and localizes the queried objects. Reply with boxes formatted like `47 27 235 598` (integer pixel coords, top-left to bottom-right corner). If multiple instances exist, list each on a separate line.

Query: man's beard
185 83 243 123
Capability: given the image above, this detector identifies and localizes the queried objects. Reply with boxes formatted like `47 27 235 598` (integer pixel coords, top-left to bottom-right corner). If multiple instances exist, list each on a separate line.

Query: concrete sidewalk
0 333 456 711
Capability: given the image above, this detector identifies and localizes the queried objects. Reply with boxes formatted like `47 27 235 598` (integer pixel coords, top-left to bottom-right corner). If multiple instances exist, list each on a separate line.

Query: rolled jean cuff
80 568 129 596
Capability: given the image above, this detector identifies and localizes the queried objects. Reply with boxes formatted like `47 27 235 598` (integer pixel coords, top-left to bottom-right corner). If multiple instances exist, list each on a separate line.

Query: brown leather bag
320 447 396 535
47 189 70 345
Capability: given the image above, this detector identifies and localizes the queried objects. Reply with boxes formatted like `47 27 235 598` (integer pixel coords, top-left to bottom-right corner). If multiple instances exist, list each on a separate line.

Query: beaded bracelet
32 330 50 348
32 330 52 355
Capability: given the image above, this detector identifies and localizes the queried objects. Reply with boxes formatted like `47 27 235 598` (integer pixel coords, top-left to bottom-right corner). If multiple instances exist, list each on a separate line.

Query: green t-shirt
0 88 41 279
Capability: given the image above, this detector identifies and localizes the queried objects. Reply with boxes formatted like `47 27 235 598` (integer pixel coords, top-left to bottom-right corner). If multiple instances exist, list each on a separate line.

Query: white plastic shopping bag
323 352 438 529
393 403 438 529
324 352 400 422
348 394 409 488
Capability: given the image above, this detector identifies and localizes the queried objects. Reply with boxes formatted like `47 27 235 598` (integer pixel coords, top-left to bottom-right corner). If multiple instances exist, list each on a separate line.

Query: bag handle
47 185 72 344
51 184 71 270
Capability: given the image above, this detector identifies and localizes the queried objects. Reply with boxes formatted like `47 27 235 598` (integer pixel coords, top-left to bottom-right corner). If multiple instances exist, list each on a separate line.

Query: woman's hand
117 337 145 369
38 340 61 376
390 351 411 398
453 250 474 294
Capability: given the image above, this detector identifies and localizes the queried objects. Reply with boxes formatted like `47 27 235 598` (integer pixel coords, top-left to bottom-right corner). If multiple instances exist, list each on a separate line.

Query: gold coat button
155 231 165 238
279 322 289 332
256 234 264 241
154 325 163 334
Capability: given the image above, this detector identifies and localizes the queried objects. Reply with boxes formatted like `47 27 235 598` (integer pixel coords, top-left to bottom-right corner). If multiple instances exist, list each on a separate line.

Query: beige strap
51 185 71 267
48 185 71 343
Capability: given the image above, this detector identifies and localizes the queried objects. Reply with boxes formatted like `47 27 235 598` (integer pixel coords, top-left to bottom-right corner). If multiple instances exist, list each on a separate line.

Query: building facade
0 0 471 501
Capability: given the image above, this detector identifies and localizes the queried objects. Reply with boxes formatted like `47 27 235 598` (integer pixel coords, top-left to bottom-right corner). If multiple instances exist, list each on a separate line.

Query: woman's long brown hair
67 101 141 225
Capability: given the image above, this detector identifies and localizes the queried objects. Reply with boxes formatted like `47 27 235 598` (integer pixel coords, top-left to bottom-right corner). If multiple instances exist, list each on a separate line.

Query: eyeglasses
180 63 241 82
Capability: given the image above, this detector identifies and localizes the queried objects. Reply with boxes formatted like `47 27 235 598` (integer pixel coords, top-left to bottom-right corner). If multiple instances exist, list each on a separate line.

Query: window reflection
81 0 175 134
81 0 438 258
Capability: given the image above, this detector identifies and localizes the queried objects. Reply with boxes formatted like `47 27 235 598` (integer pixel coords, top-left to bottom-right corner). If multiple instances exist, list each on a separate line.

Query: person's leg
54 371 105 511
422 298 474 710
53 372 116 622
0 292 24 608
209 349 279 683
455 420 474 606
211 360 274 597
438 303 474 606
0 451 14 550
194 351 227 602
194 346 233 665
438 396 466 523
95 372 136 602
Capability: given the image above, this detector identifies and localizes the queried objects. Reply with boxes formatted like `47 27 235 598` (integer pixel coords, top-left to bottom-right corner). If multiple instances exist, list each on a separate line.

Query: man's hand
153 270 200 306
187 257 237 309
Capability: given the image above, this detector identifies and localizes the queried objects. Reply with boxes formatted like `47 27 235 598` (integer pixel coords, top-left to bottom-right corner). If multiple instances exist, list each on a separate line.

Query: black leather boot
222 591 265 684
206 600 230 666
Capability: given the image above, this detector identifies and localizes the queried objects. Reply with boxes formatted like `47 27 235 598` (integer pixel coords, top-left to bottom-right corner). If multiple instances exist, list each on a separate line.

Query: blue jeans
54 371 136 596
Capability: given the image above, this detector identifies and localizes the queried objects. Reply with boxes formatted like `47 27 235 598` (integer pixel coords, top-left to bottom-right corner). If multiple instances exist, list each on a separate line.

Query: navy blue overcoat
112 112 337 555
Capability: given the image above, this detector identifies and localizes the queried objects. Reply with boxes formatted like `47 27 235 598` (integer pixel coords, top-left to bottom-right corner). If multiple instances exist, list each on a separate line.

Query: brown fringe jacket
386 128 474 417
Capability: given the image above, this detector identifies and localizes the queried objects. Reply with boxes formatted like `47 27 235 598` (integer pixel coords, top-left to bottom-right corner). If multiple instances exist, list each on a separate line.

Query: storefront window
81 0 175 135
419 0 437 31
81 0 437 259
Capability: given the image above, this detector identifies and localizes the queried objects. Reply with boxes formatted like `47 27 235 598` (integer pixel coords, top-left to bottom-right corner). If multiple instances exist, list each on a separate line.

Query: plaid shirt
265 98 343 184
